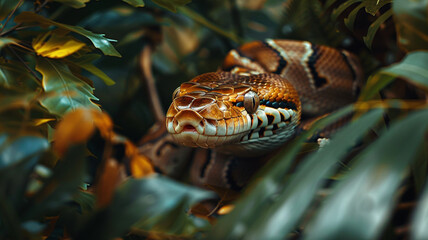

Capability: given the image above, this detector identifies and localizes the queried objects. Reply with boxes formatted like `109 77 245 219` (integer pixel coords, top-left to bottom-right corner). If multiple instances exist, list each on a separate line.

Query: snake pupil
243 91 259 114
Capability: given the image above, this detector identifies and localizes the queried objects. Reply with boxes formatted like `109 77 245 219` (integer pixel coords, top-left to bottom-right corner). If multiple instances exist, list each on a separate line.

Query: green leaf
363 9 392 48
15 12 121 57
0 135 48 239
378 51 428 92
305 109 428 240
0 59 40 89
51 0 90 8
344 2 365 30
73 190 95 215
331 0 362 21
412 176 428 239
358 73 395 101
0 0 21 22
23 145 87 220
393 0 428 51
74 175 213 239
0 134 49 170
208 105 372 239
35 57 100 116
0 37 18 50
364 0 392 16
123 0 145 7
228 109 384 240
68 54 115 86
152 0 191 12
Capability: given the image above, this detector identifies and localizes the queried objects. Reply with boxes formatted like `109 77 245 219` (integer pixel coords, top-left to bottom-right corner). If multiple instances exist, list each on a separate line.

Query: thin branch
35 0 49 13
0 0 24 34
139 44 165 123
0 0 49 37
0 23 22 37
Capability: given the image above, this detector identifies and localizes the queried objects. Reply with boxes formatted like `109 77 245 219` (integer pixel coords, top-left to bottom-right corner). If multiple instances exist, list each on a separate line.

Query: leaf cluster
1 0 428 239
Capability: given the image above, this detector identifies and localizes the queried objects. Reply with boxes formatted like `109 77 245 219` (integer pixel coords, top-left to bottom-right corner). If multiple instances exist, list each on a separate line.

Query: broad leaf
0 37 19 49
15 12 121 57
0 134 49 170
412 177 428 240
305 109 428 240
68 54 115 85
23 145 87 220
0 59 39 89
123 0 145 7
378 51 428 92
152 0 191 12
359 51 428 101
393 0 428 51
358 74 395 101
224 109 384 240
73 175 213 239
51 0 90 8
35 57 100 116
207 105 373 239
0 135 49 238
33 31 86 59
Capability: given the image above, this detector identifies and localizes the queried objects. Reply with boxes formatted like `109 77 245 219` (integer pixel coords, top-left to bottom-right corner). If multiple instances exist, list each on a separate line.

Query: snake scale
141 39 363 192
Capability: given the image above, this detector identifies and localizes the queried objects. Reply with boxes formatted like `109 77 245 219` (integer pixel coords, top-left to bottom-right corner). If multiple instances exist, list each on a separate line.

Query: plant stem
0 0 24 34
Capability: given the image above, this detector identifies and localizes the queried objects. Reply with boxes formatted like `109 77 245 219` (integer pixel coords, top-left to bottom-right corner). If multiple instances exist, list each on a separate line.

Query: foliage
325 0 393 48
0 0 427 239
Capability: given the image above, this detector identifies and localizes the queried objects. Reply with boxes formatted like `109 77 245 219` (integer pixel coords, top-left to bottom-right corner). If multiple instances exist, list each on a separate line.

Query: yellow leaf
33 118 56 126
130 154 155 178
125 140 155 177
218 204 235 215
33 31 86 58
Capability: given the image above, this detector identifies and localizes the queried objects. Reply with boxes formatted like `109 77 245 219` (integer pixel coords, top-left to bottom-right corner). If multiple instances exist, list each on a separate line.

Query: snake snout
172 110 204 134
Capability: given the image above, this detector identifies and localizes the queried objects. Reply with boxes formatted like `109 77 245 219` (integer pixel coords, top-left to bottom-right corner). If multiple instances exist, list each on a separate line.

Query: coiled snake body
153 39 362 190
166 39 362 155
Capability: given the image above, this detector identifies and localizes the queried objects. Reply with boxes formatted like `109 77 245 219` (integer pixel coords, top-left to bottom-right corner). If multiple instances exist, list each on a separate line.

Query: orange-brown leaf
95 158 126 208
130 154 155 178
54 108 97 156
54 108 114 156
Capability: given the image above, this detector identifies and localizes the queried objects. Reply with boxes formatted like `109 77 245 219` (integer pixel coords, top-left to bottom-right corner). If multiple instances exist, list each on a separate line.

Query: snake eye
243 90 259 114
172 87 180 100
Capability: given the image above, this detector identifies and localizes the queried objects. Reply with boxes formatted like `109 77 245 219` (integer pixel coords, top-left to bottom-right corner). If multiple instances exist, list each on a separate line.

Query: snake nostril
199 121 204 128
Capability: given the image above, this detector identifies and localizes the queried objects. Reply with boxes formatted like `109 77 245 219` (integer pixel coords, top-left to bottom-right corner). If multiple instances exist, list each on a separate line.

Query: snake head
166 72 301 156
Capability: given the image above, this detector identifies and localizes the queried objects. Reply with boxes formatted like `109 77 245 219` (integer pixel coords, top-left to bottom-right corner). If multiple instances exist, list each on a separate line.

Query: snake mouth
182 125 198 133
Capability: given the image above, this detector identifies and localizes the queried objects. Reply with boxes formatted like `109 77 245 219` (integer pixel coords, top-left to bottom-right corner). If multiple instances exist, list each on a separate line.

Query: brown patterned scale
162 39 363 190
